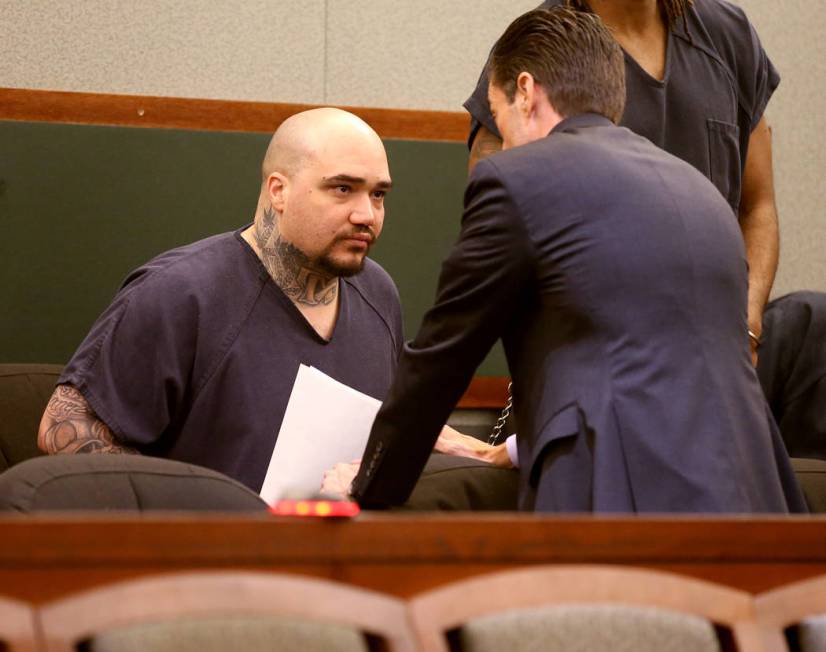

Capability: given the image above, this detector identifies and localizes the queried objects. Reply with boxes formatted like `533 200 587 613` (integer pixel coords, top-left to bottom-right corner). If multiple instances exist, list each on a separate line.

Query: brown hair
488 7 626 123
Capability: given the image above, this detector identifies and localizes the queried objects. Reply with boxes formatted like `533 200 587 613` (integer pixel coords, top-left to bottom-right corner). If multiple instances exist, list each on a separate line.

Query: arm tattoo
38 385 138 455
468 127 504 173
254 206 338 306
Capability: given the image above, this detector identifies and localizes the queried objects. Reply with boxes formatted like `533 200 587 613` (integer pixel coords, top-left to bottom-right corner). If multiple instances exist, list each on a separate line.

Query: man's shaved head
261 107 385 181
245 107 391 290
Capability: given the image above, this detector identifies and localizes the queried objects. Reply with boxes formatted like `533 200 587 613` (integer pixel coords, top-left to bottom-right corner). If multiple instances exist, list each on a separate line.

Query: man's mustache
337 227 376 244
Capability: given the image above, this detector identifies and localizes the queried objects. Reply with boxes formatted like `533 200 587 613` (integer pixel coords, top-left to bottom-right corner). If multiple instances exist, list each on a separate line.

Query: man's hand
435 425 514 468
321 460 360 499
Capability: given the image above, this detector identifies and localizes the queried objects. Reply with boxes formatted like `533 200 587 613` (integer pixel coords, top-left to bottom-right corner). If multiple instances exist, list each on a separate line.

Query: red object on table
269 499 360 518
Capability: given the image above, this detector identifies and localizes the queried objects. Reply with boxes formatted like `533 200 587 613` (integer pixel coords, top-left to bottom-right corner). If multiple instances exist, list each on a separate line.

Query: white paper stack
259 364 381 505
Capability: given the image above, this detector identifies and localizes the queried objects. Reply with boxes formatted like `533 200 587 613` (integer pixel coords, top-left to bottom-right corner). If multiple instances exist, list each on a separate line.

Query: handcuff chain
487 381 513 445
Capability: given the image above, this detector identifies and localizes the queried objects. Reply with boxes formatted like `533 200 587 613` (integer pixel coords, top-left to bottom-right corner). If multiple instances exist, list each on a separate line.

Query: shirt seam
343 272 402 354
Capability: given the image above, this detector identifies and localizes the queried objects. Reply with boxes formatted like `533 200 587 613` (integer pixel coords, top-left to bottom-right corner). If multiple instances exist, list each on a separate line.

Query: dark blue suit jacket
353 113 806 513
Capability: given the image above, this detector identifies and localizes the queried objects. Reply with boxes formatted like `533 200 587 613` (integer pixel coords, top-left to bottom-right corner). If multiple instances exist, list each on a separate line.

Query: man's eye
371 190 386 200
334 185 351 194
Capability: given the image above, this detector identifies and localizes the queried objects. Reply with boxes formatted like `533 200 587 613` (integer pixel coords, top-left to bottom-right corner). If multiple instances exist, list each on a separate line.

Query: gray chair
409 565 762 652
756 574 826 652
0 454 269 512
38 571 416 652
0 594 39 652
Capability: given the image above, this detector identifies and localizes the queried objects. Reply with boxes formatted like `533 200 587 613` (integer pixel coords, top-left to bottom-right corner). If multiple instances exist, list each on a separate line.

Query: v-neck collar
235 225 342 345
575 0 673 86
621 25 672 87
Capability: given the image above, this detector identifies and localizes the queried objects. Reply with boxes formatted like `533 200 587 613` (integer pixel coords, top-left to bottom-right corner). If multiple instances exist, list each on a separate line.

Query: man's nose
350 194 376 225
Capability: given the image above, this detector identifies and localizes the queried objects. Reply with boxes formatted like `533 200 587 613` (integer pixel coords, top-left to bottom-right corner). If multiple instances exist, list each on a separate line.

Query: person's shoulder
114 230 262 321
479 119 619 178
688 0 775 121
689 0 761 56
469 137 558 199
692 0 753 30
121 230 251 294
346 258 399 306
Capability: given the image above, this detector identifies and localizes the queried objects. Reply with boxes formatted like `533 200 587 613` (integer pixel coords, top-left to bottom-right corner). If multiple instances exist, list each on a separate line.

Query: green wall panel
0 121 506 374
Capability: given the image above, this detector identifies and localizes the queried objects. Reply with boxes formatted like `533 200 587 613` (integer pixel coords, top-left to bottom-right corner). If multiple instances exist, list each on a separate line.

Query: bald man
37 108 403 492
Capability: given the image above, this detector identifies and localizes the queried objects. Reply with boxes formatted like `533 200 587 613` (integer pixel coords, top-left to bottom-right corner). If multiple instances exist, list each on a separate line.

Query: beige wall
0 0 535 109
1 0 823 292
735 0 826 296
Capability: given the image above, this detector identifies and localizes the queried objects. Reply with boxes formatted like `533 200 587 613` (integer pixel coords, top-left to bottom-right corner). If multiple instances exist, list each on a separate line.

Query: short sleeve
744 18 779 130
462 0 558 149
463 64 501 149
693 0 780 131
58 270 198 447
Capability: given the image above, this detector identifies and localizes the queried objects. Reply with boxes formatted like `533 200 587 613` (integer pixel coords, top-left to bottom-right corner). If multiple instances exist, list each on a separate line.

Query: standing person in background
463 0 825 460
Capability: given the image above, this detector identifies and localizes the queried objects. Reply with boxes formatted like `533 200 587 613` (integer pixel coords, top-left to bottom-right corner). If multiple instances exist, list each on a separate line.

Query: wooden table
2 514 825 603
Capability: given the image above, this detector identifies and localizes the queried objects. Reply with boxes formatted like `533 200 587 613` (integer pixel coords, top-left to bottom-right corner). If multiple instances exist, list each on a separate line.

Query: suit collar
549 112 615 135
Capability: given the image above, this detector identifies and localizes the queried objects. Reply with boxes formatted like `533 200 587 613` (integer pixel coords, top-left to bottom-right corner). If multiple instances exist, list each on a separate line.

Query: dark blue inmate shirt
464 0 779 213
59 228 403 491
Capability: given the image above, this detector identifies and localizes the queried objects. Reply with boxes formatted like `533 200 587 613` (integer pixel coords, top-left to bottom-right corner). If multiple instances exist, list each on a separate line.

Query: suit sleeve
352 159 535 507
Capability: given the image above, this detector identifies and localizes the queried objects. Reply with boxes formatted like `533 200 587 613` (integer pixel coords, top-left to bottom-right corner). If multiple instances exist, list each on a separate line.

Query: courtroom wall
1 0 824 295
0 123 494 369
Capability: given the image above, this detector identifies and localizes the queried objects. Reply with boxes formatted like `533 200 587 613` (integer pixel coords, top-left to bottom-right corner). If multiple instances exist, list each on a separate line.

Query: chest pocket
707 119 742 213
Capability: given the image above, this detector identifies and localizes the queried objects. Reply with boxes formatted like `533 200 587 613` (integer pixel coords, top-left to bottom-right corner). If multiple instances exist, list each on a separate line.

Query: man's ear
266 172 288 212
517 71 559 127
515 71 536 114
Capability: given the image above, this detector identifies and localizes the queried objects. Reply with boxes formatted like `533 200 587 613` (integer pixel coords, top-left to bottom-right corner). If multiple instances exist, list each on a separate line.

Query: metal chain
487 382 513 445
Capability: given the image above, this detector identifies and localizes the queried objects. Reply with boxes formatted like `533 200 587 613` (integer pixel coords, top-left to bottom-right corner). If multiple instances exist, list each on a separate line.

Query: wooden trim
458 376 510 409
4 515 825 566
2 516 826 602
0 87 470 141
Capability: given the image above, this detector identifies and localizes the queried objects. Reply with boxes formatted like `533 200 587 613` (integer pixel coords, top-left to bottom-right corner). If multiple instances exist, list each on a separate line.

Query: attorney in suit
343 7 806 512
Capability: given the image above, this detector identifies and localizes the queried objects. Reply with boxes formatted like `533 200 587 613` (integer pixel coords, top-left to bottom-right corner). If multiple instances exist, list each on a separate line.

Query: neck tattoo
254 207 338 306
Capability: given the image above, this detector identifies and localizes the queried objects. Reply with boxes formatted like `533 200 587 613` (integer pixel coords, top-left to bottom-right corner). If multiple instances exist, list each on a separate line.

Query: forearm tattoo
39 385 137 454
254 206 337 306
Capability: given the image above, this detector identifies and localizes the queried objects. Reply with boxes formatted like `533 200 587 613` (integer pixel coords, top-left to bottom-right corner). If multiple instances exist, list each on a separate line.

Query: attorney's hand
321 460 360 499
435 425 514 468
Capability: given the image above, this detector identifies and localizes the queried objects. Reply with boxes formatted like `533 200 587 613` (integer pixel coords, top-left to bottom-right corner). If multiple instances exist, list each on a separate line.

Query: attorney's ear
515 71 536 114
516 71 562 130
